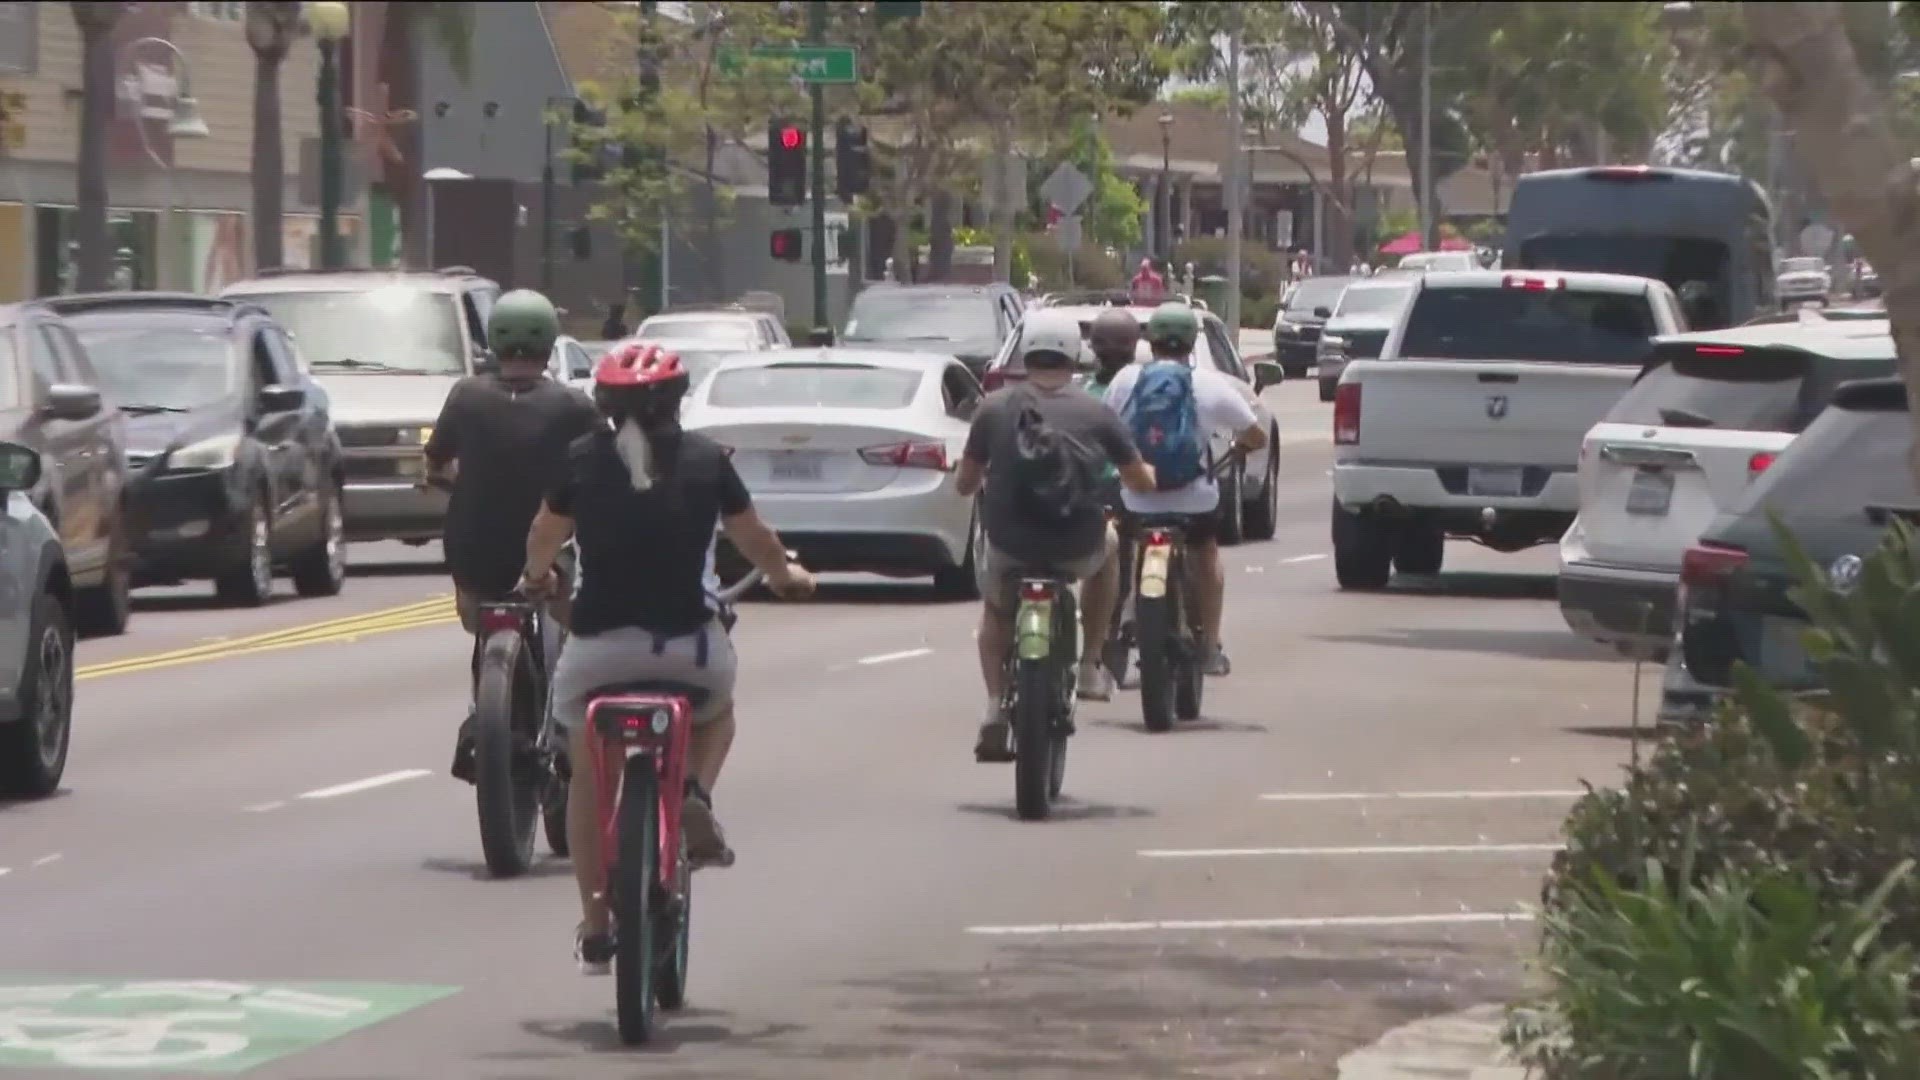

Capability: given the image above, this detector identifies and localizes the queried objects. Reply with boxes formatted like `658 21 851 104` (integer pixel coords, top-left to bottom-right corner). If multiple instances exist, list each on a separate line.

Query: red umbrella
1377 230 1473 255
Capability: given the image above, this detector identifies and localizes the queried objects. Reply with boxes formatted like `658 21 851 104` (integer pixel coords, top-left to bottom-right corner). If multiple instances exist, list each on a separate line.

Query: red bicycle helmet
593 340 690 419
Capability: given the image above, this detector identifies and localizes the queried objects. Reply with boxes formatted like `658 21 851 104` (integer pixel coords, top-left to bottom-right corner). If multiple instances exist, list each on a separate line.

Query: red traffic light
779 126 804 151
770 227 803 261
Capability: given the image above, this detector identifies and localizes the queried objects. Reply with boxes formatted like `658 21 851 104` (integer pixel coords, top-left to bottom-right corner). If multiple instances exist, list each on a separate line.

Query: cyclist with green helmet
424 289 602 782
1103 302 1268 677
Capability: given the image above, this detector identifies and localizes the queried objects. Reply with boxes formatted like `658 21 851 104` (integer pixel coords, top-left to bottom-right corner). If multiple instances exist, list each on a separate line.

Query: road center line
1259 789 1585 802
967 911 1534 936
0 868 10 879
857 647 933 666
30 853 61 867
298 769 433 800
1140 843 1563 859
244 801 287 813
1280 553 1329 564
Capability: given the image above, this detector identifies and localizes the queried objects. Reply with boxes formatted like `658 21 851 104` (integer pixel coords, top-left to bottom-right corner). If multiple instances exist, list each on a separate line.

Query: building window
186 2 246 21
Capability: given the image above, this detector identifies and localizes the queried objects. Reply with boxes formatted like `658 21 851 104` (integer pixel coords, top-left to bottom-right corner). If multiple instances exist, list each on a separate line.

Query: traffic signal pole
807 0 830 334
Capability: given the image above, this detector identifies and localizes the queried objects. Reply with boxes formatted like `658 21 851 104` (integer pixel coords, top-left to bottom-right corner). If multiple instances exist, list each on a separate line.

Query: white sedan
683 349 983 598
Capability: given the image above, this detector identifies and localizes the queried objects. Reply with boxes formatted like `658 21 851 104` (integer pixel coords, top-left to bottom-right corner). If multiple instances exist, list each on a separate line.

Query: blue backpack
1123 360 1204 490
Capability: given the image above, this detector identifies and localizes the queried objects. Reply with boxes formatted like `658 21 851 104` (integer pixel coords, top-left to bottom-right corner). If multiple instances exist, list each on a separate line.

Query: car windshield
72 323 235 409
1781 258 1825 274
844 294 995 344
636 318 756 347
708 364 921 409
243 288 466 375
1285 279 1349 314
1400 287 1655 364
1336 284 1414 317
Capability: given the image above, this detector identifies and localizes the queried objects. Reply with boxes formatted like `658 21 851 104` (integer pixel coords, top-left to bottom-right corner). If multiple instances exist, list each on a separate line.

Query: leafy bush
1511 521 1920 1076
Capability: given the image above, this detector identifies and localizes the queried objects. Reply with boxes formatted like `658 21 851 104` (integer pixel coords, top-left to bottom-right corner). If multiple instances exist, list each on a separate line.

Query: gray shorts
550 619 737 737
976 523 1119 615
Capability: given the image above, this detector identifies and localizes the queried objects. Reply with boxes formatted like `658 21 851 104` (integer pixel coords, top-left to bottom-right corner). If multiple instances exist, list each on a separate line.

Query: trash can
1193 274 1230 314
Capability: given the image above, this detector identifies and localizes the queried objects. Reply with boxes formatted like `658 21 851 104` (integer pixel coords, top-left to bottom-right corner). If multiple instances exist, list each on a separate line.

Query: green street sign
0 979 459 1072
716 45 857 84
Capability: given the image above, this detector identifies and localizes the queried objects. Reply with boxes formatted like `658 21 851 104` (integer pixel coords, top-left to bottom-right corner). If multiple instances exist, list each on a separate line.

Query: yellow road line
77 595 460 681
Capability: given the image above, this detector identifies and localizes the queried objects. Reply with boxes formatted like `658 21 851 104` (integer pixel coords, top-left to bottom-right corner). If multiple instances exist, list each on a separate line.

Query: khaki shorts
976 523 1119 615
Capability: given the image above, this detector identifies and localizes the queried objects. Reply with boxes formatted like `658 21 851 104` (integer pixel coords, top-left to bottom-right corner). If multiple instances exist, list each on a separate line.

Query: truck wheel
1331 499 1393 590
1393 520 1446 575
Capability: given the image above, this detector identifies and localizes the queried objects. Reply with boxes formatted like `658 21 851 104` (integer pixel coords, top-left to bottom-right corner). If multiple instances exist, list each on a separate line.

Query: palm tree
246 1 306 272
69 1 126 293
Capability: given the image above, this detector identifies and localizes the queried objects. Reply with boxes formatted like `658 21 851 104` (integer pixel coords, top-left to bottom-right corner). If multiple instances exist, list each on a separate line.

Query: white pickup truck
1330 270 1686 589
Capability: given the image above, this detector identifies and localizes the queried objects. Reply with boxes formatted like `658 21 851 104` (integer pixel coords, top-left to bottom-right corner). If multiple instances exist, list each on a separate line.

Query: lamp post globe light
309 1 351 269
118 36 209 290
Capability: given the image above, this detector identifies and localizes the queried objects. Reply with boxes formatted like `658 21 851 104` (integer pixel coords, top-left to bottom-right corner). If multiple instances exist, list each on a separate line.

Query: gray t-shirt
963 384 1140 565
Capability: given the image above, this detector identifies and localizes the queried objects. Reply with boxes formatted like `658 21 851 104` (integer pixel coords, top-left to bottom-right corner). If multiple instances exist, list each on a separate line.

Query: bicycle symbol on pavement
0 980 458 1072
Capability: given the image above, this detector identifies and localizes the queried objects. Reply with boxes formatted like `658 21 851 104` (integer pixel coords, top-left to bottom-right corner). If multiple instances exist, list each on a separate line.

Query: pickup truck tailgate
1352 360 1639 467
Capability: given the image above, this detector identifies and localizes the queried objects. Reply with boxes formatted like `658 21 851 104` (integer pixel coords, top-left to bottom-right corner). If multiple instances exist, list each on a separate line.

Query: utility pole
540 116 556 292
638 1 664 316
808 0 830 333
1418 0 1433 251
1224 16 1244 333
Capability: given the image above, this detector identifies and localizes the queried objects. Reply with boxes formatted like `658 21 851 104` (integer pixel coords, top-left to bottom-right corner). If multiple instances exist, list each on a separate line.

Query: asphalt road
0 379 1653 1078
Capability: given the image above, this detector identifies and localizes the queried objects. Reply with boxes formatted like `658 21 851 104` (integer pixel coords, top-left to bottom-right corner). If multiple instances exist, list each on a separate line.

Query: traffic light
768 118 807 207
770 227 804 262
835 119 870 202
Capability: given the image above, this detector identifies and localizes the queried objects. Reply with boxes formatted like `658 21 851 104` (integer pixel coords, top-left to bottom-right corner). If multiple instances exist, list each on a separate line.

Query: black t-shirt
963 384 1139 565
424 374 601 597
545 429 753 637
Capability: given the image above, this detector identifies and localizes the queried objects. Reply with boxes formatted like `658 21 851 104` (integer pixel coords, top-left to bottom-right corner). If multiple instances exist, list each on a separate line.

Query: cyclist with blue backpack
1103 302 1269 677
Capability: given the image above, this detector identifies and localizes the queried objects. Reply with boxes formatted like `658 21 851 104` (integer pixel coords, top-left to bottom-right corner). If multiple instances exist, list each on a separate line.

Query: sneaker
574 924 614 976
450 709 477 784
974 700 1014 763
682 791 736 869
1077 662 1114 702
1204 646 1232 678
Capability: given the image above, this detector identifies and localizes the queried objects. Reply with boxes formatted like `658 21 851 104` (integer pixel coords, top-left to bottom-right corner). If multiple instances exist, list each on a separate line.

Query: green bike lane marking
0 980 458 1072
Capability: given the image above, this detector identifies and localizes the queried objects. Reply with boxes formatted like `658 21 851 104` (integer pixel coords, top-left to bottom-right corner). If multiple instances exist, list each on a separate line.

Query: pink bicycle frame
583 692 694 896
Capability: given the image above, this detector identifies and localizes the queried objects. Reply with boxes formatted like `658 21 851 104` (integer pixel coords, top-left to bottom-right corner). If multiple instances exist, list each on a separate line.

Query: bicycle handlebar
712 549 801 606
1207 442 1253 480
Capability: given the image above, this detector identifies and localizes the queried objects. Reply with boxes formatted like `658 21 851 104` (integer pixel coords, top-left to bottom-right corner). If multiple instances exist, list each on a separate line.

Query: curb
1335 1004 1526 1080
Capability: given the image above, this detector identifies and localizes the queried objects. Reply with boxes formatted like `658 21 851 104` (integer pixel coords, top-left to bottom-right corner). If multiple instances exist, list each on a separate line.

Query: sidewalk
1335 1004 1527 1080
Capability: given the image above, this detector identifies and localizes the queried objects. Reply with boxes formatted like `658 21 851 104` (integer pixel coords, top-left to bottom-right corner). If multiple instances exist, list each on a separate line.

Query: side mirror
44 383 102 421
1313 306 1333 319
258 384 306 412
0 443 41 492
1252 360 1286 392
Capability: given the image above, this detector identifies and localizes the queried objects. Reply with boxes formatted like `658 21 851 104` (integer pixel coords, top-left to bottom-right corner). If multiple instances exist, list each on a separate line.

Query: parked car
636 305 792 351
1775 256 1831 307
980 303 1286 543
841 282 1024 378
1331 271 1680 589
1395 250 1479 272
0 443 75 799
687 349 984 597
50 294 346 606
1316 277 1416 401
1679 375 1913 694
1272 276 1351 379
221 267 500 546
0 301 131 635
1559 318 1896 659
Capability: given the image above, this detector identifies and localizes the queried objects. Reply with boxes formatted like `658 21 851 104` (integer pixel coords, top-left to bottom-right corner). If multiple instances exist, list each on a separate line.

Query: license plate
770 451 824 481
1625 468 1674 516
1467 467 1524 498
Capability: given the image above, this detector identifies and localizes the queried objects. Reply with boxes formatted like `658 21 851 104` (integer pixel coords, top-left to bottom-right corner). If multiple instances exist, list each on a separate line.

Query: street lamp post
309 1 351 269
119 37 210 291
1157 112 1173 261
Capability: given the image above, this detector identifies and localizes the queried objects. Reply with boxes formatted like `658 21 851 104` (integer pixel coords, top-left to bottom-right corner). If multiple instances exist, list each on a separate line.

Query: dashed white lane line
30 853 61 868
1260 790 1585 802
1280 552 1328 564
967 911 1534 936
1139 842 1563 859
298 769 433 800
243 801 286 814
0 868 10 879
857 647 934 666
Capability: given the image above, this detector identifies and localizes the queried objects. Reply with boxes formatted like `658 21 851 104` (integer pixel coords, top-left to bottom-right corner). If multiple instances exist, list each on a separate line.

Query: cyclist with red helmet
519 341 814 973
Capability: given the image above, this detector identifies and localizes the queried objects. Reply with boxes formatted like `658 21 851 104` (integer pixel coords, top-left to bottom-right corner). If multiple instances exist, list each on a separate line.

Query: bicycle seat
589 680 712 712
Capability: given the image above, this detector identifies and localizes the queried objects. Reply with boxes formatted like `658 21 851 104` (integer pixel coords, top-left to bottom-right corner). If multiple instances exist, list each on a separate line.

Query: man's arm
1206 371 1267 451
422 382 464 485
954 398 996 499
521 503 575 588
715 454 814 599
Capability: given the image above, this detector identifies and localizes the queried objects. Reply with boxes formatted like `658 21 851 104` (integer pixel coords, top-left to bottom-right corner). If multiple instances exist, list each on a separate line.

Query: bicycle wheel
1135 590 1176 733
541 775 570 858
1012 659 1054 820
614 757 660 1045
654 818 691 1010
474 631 539 877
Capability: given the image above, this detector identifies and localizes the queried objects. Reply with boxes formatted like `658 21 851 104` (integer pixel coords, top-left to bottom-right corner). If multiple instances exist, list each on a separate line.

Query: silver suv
221 268 500 546
0 442 76 799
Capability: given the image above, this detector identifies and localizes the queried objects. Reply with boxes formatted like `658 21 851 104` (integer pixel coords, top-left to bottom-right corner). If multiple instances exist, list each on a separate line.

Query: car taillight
1144 529 1171 546
1694 345 1744 357
860 441 948 470
1019 580 1054 601
1680 542 1748 588
1501 274 1567 291
1333 383 1362 445
478 608 522 633
1748 450 1777 476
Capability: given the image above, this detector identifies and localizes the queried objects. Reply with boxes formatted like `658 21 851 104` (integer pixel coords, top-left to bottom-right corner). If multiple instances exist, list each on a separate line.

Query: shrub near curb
1508 521 1920 1077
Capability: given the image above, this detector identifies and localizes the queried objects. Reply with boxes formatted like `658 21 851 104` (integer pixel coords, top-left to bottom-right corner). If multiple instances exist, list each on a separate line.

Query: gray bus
1505 166 1775 330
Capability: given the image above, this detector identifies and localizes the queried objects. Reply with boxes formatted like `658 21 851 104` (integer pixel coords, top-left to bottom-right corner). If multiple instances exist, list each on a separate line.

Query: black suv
45 294 345 606
841 282 1023 377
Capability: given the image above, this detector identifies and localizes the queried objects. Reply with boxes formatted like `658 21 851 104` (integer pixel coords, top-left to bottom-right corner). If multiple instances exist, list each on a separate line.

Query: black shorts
1115 508 1219 548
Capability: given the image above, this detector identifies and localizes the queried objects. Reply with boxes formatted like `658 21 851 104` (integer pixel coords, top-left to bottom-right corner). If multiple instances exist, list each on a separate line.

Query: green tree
245 2 306 272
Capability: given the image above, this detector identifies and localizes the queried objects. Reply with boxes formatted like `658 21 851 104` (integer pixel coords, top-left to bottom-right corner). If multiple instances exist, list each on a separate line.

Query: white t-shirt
1104 361 1259 515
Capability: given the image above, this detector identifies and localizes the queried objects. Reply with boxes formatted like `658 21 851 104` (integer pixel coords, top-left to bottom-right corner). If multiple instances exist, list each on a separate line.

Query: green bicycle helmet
486 289 560 361
1144 301 1200 355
